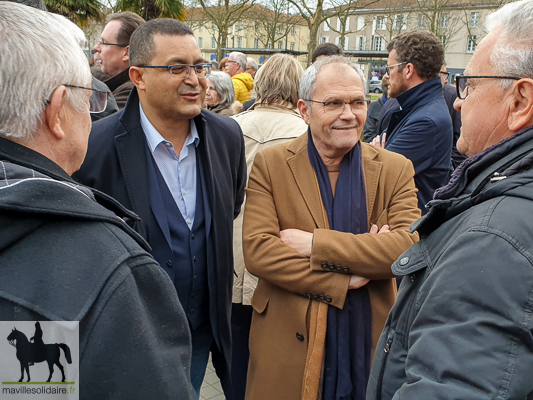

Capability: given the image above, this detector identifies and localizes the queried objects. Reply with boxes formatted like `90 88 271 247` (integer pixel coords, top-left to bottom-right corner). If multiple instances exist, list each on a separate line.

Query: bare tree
186 0 256 61
415 0 463 50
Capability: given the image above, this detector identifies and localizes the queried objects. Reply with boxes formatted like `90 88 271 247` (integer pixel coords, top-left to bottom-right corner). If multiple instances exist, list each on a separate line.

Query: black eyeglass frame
303 99 367 115
439 71 451 77
63 84 110 114
455 74 522 99
385 61 408 75
137 63 212 79
98 40 128 47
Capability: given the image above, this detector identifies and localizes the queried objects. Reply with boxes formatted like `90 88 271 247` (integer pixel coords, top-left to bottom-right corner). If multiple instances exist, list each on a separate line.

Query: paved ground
200 355 225 400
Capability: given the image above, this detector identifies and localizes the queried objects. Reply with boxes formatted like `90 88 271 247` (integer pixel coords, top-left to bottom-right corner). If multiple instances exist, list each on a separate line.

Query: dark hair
386 30 444 80
129 18 194 66
312 43 344 63
107 12 145 46
8 0 46 11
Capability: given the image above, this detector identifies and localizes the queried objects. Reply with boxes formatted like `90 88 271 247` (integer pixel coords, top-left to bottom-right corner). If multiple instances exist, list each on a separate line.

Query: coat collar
286 133 382 226
104 67 131 93
396 77 443 111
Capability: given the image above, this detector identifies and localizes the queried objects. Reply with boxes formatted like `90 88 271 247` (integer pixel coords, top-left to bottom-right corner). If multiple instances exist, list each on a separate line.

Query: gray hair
0 2 91 140
247 57 258 71
300 56 367 101
207 71 235 106
486 0 533 88
230 52 247 71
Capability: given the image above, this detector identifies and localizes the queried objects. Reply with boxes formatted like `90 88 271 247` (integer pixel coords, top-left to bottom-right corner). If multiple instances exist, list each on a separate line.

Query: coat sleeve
80 256 196 400
393 230 533 399
243 151 351 309
310 157 420 280
385 117 437 175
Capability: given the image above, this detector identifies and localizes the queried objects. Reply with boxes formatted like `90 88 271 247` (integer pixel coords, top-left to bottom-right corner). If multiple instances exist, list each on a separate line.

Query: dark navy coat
75 88 246 398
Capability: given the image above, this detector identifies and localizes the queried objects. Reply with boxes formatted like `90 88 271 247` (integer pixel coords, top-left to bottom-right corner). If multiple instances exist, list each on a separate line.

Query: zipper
375 329 394 400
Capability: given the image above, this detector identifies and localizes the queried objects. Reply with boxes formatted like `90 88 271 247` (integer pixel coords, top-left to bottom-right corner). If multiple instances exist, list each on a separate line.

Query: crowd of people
2 0 533 399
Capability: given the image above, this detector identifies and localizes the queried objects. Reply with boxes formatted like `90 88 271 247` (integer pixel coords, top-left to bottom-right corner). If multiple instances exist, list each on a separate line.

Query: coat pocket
250 288 269 314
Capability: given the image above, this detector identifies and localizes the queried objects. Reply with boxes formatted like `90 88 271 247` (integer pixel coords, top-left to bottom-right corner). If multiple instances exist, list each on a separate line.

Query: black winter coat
367 127 533 400
0 138 196 400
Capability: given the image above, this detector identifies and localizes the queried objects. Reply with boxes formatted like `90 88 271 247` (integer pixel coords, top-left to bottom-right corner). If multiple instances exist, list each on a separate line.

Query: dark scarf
307 131 373 400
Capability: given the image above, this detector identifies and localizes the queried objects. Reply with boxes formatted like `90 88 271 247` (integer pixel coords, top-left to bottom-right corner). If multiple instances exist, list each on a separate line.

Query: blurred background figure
210 60 219 72
205 71 242 116
311 42 344 63
230 53 307 400
220 57 229 74
363 77 390 143
245 57 258 78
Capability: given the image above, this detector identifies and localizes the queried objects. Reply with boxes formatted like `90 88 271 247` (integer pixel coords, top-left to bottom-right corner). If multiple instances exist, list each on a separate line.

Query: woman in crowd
219 57 229 73
205 71 242 116
230 53 307 400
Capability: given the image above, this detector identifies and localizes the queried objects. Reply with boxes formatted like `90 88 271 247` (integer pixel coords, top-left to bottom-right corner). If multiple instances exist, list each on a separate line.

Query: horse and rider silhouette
7 322 72 382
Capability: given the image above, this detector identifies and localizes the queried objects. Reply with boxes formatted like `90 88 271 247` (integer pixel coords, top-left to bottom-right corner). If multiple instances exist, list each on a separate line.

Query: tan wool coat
242 133 421 400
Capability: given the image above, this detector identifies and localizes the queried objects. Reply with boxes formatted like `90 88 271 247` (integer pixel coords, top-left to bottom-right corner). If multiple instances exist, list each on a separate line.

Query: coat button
399 257 409 266
193 256 198 262
191 234 196 240
343 267 349 273
328 263 335 270
296 332 305 342
312 293 318 299
305 291 312 299
336 265 342 271
166 260 173 268
319 295 325 301
410 274 415 282
321 262 328 271
325 296 332 303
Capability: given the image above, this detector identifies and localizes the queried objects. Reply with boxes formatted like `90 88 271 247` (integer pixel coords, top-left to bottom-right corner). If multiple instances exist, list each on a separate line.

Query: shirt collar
139 101 200 153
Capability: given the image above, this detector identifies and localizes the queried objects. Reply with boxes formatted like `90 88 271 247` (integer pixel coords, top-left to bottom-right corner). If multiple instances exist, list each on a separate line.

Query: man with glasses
367 1 533 398
93 12 145 109
242 56 420 400
372 30 453 214
76 19 246 399
227 51 254 103
0 3 195 399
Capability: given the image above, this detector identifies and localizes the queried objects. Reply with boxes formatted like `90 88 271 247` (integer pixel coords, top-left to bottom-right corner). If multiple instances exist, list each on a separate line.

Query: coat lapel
361 143 382 219
286 135 328 229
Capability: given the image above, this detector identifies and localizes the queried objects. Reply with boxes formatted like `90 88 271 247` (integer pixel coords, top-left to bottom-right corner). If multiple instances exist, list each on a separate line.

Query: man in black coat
75 19 246 399
0 4 195 399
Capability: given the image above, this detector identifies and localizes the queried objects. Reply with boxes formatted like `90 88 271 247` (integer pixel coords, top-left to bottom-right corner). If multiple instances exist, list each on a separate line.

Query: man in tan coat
243 56 421 400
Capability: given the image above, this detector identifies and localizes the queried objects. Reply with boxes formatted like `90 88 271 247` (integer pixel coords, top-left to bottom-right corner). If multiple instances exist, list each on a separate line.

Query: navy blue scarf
307 130 373 400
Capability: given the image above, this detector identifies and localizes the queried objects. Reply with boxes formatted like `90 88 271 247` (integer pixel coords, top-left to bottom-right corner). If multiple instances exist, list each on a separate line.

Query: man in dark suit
75 18 246 399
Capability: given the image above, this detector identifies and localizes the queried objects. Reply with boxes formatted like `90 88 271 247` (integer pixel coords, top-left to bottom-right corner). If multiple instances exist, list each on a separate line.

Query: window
417 14 427 29
291 26 296 35
238 37 242 48
343 37 349 50
211 37 216 49
357 36 366 50
320 37 326 44
323 18 330 31
357 16 365 31
198 37 203 48
290 42 295 51
238 21 243 30
255 22 260 30
440 14 448 28
277 26 284 34
199 22 203 32
267 42 272 49
277 40 283 49
337 16 344 31
466 35 476 53
375 36 384 51
335 36 340 46
212 22 216 30
470 12 479 28
376 16 386 30
440 35 446 46
393 14 407 30
254 38 259 49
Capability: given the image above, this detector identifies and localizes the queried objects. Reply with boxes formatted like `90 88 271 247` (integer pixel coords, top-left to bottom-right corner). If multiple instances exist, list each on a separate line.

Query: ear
44 86 68 140
298 99 311 125
404 63 415 80
129 66 146 91
508 78 533 132
122 45 130 63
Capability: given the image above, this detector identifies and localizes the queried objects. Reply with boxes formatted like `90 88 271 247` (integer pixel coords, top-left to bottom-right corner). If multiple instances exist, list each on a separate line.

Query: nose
453 96 463 112
184 68 200 86
93 42 101 52
384 71 390 79
339 103 357 120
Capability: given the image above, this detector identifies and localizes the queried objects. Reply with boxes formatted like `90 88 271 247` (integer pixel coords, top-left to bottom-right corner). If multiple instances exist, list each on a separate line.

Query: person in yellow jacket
227 51 254 103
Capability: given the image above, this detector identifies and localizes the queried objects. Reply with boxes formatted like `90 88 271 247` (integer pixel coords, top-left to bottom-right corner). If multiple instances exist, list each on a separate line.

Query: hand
348 275 370 289
280 228 313 257
371 131 386 148
370 224 390 234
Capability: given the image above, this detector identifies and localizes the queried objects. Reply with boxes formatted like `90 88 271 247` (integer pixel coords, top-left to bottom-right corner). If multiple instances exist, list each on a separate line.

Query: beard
388 76 409 99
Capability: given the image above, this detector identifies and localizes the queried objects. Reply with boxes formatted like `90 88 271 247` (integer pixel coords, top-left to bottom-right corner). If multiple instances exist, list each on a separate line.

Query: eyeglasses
304 99 367 115
227 60 239 64
137 63 212 79
64 84 110 113
439 71 450 78
455 74 521 99
385 62 407 75
97 40 127 47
